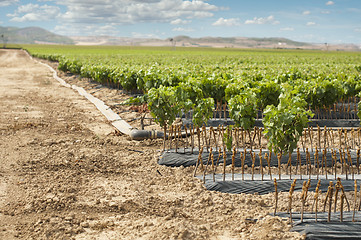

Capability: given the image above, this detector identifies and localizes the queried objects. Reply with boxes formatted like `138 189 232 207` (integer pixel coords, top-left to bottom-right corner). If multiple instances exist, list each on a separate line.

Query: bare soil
0 49 303 239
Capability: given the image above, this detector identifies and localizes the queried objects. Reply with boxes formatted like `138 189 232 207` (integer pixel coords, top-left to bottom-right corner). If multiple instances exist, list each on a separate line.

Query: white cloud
0 0 18 7
172 27 194 32
212 17 241 27
50 0 220 36
321 10 330 14
56 0 220 24
245 15 280 25
302 10 311 15
306 22 316 26
170 19 191 25
326 1 334 6
8 3 61 22
355 28 361 33
280 27 294 31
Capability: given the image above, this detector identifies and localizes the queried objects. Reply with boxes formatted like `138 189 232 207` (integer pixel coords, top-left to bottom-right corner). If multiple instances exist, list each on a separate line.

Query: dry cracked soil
0 49 304 240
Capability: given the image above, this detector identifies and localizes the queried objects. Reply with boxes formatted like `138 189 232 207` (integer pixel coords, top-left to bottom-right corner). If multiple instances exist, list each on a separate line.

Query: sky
0 0 361 44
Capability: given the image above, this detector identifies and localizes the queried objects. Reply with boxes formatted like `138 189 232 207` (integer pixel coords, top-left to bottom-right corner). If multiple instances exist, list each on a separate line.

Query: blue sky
0 0 360 44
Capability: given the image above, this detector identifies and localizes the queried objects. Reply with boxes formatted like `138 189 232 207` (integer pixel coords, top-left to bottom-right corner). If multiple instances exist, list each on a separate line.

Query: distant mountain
171 35 312 48
70 35 312 49
0 26 74 45
70 35 360 51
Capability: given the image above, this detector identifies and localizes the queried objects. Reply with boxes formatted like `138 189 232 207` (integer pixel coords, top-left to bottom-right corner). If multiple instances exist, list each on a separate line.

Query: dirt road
0 49 302 239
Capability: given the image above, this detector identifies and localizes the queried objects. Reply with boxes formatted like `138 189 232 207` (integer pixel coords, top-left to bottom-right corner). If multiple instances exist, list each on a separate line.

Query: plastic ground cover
159 148 358 168
276 212 361 240
198 174 360 195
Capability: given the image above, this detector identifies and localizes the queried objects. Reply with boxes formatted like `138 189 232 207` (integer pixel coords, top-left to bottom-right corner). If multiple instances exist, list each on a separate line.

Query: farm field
2 45 361 239
24 45 361 151
25 45 361 238
24 45 361 121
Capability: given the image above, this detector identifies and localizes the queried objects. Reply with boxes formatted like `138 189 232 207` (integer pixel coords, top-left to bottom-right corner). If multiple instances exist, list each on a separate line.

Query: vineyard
24 45 361 237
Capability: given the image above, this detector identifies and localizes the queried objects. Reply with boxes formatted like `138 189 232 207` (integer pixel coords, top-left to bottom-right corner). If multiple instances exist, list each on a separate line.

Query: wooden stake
314 179 321 222
211 153 215 182
183 126 187 153
232 147 236 181
191 126 194 154
234 127 239 149
334 178 341 212
251 152 255 181
323 149 328 180
344 129 349 150
193 146 204 177
259 149 263 181
274 178 278 216
340 184 351 212
175 125 179 153
202 125 208 152
267 151 272 180
209 126 214 150
241 128 245 150
317 125 321 149
306 148 311 177
202 147 213 183
221 125 225 149
223 147 226 181
343 149 348 179
357 149 360 174
301 129 306 152
333 150 337 180
240 152 244 180
258 127 262 149
327 182 334 222
288 179 297 223
168 125 173 150
315 147 319 179
297 148 302 179
211 126 218 152
308 127 313 152
347 148 354 180
339 148 344 175
277 153 282 180
287 152 292 179
197 127 201 152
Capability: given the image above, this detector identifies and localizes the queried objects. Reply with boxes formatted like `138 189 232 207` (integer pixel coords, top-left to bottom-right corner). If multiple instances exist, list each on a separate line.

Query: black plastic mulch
159 148 358 168
276 212 361 240
199 174 358 195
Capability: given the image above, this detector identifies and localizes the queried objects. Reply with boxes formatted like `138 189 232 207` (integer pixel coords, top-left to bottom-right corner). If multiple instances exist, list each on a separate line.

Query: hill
71 35 361 51
70 35 311 49
0 26 74 45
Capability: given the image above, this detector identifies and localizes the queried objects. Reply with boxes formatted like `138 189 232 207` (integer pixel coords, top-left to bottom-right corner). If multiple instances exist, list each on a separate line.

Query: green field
22 44 361 153
24 44 361 106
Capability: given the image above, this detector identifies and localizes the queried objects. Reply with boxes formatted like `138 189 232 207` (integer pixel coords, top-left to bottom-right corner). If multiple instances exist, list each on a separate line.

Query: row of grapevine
24 45 361 154
34 52 361 112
